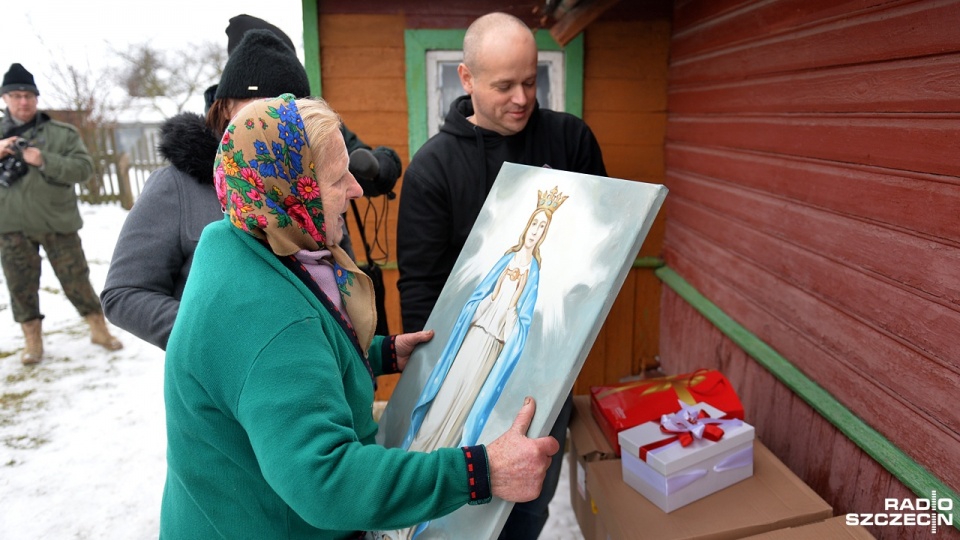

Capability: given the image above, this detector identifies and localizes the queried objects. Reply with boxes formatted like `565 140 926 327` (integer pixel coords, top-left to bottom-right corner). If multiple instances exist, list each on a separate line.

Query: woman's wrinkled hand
394 329 434 372
486 397 559 502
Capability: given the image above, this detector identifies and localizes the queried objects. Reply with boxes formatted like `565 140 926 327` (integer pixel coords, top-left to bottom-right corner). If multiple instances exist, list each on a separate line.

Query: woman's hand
394 329 434 372
486 397 559 502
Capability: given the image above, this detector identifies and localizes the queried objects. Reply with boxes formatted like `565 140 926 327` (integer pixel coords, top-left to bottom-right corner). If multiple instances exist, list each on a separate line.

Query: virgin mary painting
378 163 667 539
402 186 568 452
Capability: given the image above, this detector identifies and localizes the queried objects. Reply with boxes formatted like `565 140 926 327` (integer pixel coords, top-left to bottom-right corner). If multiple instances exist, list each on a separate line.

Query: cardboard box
591 370 745 455
740 516 874 539
587 440 833 539
618 402 755 512
568 395 618 540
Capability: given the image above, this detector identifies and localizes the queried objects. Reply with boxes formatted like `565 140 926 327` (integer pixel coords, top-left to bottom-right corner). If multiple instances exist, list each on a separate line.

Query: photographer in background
0 63 122 365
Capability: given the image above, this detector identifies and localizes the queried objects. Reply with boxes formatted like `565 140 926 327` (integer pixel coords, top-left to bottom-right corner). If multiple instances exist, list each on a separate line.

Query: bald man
396 12 606 539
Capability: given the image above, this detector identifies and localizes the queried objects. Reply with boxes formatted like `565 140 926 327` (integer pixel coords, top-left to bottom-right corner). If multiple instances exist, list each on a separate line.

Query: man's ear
457 63 474 95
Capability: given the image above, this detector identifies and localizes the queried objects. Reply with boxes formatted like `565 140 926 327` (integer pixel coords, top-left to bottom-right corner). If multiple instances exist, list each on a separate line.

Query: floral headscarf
213 94 376 351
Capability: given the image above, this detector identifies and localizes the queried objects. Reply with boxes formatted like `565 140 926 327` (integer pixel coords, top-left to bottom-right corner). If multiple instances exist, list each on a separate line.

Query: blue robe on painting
402 252 540 450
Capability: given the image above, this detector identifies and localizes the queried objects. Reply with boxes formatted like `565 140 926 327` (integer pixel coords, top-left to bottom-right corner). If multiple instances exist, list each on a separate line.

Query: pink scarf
293 248 352 326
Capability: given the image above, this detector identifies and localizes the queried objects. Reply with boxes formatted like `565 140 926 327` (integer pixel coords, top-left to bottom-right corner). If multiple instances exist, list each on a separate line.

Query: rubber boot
85 313 123 351
21 319 43 365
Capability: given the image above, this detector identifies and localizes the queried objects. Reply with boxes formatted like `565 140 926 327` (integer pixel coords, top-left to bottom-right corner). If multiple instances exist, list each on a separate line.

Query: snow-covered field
0 202 583 539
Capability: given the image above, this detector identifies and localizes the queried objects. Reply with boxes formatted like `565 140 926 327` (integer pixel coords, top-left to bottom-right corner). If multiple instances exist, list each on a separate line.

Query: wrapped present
619 401 755 513
590 369 744 455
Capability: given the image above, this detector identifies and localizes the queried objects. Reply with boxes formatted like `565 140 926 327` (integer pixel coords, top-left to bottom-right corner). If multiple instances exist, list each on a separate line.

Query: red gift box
589 369 744 455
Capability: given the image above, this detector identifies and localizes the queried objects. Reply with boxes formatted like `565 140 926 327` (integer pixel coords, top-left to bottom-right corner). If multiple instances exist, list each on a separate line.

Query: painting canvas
377 162 667 539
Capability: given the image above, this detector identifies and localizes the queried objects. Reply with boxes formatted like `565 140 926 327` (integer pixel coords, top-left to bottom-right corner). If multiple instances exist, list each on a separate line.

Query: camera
0 138 31 188
348 148 399 199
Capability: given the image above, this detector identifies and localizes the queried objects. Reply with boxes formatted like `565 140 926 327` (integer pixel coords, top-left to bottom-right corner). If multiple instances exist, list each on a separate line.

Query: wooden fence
77 123 166 209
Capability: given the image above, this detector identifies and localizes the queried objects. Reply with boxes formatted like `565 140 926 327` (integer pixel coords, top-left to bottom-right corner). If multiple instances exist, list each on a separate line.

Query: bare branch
114 40 224 114
44 61 119 126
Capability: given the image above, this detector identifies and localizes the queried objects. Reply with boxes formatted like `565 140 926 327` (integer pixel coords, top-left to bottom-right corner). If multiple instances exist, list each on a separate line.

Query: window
425 50 566 138
405 30 584 156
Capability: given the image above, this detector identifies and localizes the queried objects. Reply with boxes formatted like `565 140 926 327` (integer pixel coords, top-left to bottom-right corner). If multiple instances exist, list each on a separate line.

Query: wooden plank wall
573 1 672 394
317 11 408 399
660 290 944 539
661 1 960 536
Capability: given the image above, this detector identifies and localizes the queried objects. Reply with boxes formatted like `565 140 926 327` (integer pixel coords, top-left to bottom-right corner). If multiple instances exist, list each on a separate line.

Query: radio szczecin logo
846 491 953 534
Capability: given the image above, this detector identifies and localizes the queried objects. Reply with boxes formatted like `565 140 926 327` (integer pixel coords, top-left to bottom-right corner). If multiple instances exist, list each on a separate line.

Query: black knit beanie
214 29 310 101
1 63 39 96
226 14 296 55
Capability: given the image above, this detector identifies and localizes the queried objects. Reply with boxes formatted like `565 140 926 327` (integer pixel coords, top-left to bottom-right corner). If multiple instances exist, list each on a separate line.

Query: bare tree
45 61 119 127
37 60 125 203
115 41 225 115
118 44 166 99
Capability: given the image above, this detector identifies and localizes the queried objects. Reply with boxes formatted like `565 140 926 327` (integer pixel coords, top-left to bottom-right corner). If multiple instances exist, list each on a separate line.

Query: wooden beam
549 0 622 46
302 0 322 96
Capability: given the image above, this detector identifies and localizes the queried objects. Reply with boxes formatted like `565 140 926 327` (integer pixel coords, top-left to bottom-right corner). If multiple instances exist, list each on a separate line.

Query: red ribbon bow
638 408 726 462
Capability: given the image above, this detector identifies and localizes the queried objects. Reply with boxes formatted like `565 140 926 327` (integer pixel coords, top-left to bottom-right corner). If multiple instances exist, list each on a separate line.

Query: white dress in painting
406 255 530 452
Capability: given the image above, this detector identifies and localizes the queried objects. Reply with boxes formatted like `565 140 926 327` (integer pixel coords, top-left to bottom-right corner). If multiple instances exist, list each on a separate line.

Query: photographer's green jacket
0 110 94 234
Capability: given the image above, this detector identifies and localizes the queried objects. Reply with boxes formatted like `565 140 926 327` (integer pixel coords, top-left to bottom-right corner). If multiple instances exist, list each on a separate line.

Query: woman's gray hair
297 98 342 155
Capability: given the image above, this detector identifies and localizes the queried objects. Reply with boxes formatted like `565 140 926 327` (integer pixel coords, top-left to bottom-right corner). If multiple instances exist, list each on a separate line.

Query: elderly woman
160 94 558 539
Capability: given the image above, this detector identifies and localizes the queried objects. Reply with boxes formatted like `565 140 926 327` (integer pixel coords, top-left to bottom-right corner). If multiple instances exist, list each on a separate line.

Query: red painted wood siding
662 1 960 537
661 289 944 540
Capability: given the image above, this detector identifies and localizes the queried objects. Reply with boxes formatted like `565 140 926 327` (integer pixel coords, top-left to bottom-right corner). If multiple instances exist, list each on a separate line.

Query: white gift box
618 401 755 512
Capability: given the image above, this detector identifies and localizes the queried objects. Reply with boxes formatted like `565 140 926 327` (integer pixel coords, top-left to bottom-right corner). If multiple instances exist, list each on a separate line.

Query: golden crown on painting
537 186 568 216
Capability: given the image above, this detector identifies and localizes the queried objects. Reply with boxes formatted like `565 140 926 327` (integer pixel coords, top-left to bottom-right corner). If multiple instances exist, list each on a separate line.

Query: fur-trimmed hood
157 112 220 185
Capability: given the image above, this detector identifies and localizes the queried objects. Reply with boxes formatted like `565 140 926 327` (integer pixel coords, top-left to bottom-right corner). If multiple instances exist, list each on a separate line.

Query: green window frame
404 29 584 157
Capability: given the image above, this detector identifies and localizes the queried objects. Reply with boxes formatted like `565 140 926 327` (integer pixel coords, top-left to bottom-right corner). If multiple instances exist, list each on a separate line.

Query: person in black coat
396 11 606 540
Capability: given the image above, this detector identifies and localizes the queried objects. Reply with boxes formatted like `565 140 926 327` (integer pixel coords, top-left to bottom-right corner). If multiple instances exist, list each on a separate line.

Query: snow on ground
0 202 583 540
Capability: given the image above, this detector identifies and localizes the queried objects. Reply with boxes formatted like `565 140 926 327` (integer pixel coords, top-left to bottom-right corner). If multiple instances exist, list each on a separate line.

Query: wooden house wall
314 1 672 400
661 0 960 535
